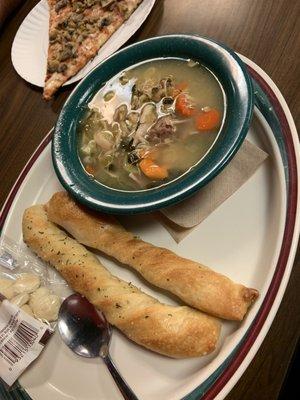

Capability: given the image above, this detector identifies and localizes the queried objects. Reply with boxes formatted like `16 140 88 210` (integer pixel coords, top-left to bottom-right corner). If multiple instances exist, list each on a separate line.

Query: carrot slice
175 94 196 117
85 165 95 175
139 158 168 180
195 108 221 131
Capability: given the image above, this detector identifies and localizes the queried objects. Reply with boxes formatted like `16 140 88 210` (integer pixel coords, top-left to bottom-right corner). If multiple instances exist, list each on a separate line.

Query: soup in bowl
52 35 253 214
79 58 225 191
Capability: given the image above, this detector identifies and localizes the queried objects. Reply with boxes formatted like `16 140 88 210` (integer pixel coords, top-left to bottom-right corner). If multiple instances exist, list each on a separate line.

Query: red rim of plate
0 65 298 400
201 66 299 399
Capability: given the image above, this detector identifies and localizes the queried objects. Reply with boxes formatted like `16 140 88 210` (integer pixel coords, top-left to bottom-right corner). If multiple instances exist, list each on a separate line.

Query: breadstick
46 192 258 320
23 205 220 358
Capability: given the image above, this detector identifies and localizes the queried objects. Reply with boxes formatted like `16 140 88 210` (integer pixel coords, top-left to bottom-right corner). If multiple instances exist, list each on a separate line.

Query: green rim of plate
53 34 253 213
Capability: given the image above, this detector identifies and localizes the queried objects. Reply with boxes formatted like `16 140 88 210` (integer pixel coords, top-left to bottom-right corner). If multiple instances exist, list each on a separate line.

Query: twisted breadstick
46 192 258 320
23 205 220 358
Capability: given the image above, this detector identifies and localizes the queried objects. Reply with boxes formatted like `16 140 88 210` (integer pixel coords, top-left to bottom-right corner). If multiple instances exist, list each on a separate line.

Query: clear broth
78 58 225 191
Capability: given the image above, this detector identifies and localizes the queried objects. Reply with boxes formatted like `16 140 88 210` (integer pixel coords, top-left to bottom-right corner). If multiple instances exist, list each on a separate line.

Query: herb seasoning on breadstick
23 204 220 358
46 191 258 321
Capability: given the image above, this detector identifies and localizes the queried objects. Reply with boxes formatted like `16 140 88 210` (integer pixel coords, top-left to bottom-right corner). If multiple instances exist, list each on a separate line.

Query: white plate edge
0 109 291 400
1 58 299 399
214 55 300 400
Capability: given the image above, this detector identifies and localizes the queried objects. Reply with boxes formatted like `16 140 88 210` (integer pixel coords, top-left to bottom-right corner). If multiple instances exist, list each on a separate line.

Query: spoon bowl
58 293 111 358
58 293 138 400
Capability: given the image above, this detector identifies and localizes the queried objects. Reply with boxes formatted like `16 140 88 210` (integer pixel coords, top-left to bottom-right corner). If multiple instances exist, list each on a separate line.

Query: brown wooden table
0 1 299 399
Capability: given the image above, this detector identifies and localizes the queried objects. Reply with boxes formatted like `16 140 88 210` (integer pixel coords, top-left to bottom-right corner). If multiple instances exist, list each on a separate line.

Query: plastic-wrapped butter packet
0 294 53 386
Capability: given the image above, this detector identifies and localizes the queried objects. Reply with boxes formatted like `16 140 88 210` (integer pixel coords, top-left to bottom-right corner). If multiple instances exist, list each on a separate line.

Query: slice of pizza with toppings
44 0 143 100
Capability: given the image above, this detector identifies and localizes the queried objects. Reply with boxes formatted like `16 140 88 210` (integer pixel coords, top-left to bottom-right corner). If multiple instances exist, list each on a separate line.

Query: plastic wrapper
0 235 70 329
0 235 71 387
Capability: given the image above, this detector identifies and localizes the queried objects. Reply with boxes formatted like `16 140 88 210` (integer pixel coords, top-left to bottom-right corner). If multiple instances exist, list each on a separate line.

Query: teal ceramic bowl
52 34 253 214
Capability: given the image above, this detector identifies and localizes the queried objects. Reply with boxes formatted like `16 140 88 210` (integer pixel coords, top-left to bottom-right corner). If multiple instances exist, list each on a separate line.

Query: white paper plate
0 57 299 400
11 0 156 87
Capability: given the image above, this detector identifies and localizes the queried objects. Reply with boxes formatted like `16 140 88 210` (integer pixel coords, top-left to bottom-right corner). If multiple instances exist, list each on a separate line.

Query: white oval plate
0 57 299 400
11 0 156 87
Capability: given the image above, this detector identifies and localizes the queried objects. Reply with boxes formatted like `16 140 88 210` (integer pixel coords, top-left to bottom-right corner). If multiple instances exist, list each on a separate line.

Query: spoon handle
103 355 139 400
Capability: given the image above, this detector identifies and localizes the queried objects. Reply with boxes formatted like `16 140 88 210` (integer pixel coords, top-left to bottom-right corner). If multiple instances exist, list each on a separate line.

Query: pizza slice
44 0 143 100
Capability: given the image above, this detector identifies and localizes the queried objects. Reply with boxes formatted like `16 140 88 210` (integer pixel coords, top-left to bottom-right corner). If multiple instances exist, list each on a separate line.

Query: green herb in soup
78 58 224 190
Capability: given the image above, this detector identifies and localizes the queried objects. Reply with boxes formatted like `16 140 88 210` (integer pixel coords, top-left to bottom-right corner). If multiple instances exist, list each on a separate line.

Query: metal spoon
58 293 139 400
